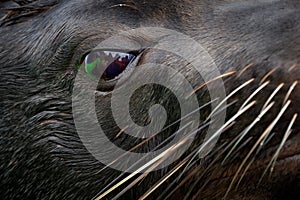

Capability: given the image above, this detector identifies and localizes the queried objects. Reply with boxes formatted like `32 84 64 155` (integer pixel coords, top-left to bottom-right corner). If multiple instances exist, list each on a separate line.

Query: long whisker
283 81 298 105
262 83 284 110
236 131 276 189
224 100 291 199
95 139 191 200
112 153 169 200
222 102 275 164
269 114 297 173
237 63 255 77
139 157 190 200
239 81 269 111
207 79 254 120
115 126 128 138
230 81 297 188
185 101 256 175
288 64 297 72
191 71 237 95
127 100 237 194
164 142 229 200
156 147 206 200
94 121 196 198
213 99 238 118
260 67 278 85
258 114 297 185
187 131 252 199
235 157 255 190
120 120 215 200
225 101 270 162
100 97 240 200
158 120 235 200
96 113 220 200
95 99 217 175
190 141 237 199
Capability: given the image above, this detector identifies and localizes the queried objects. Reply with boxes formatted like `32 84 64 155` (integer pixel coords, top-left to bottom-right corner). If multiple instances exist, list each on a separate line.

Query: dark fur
1 0 300 199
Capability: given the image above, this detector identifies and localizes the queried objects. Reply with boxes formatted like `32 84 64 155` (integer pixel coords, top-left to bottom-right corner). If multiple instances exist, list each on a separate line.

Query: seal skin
0 0 300 199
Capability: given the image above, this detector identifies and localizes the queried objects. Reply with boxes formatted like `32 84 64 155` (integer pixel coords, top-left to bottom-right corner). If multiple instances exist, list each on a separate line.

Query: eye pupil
83 50 135 80
104 54 134 80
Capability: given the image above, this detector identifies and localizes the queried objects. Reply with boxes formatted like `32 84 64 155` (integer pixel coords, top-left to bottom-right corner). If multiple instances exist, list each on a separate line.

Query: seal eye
84 50 136 81
82 50 139 92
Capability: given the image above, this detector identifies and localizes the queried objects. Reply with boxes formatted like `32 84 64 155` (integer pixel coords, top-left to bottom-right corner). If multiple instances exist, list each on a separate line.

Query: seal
0 0 299 199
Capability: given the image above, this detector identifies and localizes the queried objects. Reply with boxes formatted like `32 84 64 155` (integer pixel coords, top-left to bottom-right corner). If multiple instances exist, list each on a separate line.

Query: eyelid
109 3 140 12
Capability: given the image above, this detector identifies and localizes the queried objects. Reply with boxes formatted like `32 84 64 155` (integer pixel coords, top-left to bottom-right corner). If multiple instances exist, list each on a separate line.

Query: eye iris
84 50 135 80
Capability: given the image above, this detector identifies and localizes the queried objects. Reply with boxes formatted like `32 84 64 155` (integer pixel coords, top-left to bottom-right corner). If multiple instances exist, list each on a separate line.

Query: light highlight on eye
83 50 136 80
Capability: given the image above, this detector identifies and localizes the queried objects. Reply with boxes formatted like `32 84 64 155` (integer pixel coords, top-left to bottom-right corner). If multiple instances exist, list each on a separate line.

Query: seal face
0 1 300 199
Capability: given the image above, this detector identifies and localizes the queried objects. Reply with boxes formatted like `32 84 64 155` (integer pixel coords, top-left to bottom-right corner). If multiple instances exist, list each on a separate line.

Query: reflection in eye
84 50 136 81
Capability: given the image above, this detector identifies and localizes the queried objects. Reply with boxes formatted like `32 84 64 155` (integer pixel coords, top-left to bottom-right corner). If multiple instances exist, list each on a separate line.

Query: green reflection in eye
84 57 103 78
